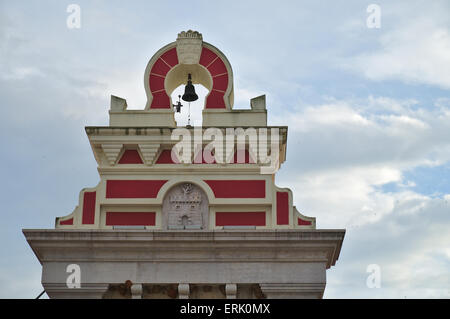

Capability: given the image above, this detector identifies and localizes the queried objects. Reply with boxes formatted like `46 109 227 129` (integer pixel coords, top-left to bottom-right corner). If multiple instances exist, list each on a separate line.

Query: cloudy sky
1 0 449 298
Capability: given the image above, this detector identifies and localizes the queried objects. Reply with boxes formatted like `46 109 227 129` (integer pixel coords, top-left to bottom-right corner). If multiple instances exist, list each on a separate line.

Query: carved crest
163 183 208 230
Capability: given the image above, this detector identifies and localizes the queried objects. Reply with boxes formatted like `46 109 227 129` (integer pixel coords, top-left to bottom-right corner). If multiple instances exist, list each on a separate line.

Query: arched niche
144 32 234 111
165 63 212 98
161 183 209 230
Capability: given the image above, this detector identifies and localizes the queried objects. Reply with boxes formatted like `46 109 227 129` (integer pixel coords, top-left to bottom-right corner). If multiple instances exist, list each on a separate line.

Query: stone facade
23 30 344 299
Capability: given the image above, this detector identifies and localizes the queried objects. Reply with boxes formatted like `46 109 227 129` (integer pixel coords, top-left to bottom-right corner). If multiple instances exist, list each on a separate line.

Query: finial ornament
177 30 203 40
176 30 203 64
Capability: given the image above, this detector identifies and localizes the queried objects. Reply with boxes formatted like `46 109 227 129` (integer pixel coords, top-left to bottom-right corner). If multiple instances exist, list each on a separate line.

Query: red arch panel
148 46 228 109
212 73 228 91
199 47 228 109
199 47 218 67
149 47 178 109
207 57 227 76
160 48 178 67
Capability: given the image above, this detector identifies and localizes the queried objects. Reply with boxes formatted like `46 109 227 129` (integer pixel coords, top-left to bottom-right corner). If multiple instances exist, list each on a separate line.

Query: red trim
155 150 180 164
194 149 216 164
150 91 171 109
118 149 143 164
199 47 218 67
205 180 265 198
157 149 254 164
150 58 171 77
82 192 96 224
160 48 178 67
106 212 156 226
60 218 73 225
233 149 254 164
207 57 227 76
148 46 227 109
205 90 226 108
149 74 165 92
199 47 227 109
216 212 266 226
148 48 178 109
276 192 289 225
106 180 167 198
212 73 228 91
298 217 312 226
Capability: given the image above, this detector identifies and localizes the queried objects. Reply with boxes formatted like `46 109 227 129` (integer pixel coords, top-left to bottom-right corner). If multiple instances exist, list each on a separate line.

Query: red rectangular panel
298 218 312 226
276 192 289 225
82 191 96 224
216 212 266 226
60 218 73 225
106 180 167 198
106 212 155 226
205 180 265 198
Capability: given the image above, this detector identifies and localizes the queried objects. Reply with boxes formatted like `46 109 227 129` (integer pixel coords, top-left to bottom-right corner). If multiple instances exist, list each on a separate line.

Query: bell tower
23 30 344 299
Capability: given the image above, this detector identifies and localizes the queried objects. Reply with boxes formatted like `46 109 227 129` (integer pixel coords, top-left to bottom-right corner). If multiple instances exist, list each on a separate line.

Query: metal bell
181 73 198 102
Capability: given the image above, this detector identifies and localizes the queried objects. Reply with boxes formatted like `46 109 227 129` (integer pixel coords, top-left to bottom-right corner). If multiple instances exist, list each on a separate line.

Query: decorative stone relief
138 143 160 165
162 183 209 230
102 143 123 165
176 30 203 65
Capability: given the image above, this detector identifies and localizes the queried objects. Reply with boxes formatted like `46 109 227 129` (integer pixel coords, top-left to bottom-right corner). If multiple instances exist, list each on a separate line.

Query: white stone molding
87 126 288 169
43 283 109 299
259 283 326 299
23 229 344 299
138 143 160 165
101 143 123 165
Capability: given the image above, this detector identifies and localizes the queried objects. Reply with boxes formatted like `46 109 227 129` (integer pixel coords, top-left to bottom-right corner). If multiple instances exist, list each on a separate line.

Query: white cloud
344 5 450 89
272 95 450 298
324 194 450 298
0 66 44 80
